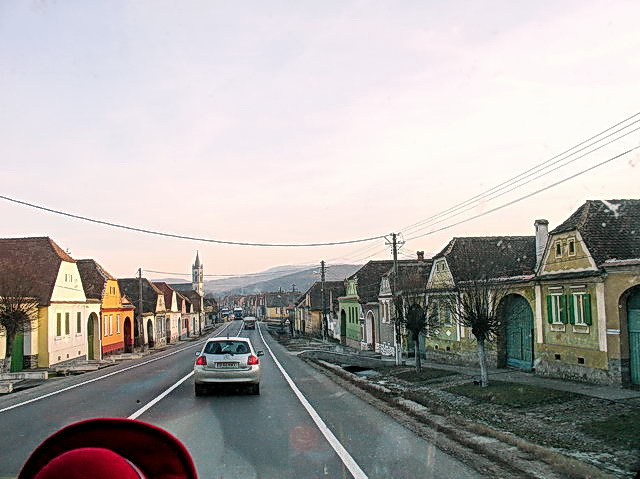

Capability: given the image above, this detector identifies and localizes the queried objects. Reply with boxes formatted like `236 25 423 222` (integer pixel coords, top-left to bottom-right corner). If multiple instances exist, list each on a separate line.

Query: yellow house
77 259 136 356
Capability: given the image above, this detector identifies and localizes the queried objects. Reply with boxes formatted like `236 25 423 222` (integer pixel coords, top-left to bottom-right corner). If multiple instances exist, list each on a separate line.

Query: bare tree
438 277 508 387
0 273 39 373
393 267 439 372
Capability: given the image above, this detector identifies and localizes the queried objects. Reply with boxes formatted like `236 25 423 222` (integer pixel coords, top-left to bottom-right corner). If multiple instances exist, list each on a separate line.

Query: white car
194 337 264 395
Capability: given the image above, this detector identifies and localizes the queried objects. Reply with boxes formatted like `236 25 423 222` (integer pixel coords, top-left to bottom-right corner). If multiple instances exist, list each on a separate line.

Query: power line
405 145 639 241
0 194 386 247
403 125 640 238
143 266 315 279
399 112 640 235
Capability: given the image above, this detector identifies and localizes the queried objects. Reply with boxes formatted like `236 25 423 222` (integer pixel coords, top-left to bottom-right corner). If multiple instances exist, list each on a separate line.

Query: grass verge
392 367 458 382
580 409 640 449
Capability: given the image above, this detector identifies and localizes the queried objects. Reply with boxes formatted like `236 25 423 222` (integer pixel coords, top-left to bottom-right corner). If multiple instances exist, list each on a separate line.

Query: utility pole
320 260 327 341
138 268 143 351
386 233 402 365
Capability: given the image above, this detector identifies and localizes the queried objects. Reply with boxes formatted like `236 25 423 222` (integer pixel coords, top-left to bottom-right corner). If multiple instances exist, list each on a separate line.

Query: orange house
77 259 136 355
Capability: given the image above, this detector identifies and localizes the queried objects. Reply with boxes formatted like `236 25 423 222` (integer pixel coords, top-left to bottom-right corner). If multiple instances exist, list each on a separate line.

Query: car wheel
195 384 206 396
250 384 260 395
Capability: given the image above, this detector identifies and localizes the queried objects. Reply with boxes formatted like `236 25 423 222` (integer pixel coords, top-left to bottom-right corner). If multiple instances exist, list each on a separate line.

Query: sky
1 1 639 280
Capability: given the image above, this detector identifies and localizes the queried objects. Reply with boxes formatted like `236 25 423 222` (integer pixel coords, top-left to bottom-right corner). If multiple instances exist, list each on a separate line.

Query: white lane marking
0 322 235 414
128 321 245 419
257 322 368 479
128 371 194 419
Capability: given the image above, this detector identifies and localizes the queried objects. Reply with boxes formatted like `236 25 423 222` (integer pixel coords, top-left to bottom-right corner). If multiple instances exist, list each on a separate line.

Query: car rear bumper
194 366 260 384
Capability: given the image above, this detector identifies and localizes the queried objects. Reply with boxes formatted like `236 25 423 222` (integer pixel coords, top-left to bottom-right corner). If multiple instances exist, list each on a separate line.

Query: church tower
192 251 204 295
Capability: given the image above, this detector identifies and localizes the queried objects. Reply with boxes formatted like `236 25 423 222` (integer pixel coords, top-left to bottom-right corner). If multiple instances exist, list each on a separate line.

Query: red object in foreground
18 417 198 479
247 355 259 365
195 355 207 366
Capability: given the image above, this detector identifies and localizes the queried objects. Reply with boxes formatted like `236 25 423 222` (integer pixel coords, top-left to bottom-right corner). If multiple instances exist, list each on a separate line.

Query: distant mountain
221 264 361 296
152 278 190 284
202 265 312 295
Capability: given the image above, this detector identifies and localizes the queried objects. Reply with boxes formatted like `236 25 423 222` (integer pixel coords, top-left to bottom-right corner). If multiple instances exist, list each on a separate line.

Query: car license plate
216 362 239 369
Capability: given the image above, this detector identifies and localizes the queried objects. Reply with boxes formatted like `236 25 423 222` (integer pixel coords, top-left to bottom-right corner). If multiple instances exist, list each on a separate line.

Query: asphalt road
0 320 480 479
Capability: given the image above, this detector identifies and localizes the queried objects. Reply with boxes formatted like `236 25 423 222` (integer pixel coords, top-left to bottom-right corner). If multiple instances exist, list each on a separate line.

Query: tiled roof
0 237 75 305
348 260 407 303
153 282 176 311
435 236 536 282
168 283 194 292
175 289 203 312
551 199 640 266
265 291 298 308
118 278 163 314
299 281 346 310
388 260 433 295
76 259 114 301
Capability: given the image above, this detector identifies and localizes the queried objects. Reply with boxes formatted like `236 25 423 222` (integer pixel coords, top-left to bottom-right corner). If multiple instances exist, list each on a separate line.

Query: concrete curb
306 356 616 479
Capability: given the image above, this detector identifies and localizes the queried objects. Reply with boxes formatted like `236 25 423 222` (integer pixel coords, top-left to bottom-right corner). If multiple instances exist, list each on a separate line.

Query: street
0 320 479 479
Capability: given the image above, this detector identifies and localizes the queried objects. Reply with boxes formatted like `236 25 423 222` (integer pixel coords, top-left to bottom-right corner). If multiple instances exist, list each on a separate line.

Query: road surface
0 320 480 478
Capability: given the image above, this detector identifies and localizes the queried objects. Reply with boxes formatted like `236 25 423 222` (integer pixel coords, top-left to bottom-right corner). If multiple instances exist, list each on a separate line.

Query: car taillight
247 355 259 365
196 355 207 366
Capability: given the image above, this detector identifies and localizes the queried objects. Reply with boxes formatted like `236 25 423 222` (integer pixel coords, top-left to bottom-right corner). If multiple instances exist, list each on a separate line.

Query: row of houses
294 199 640 387
225 289 299 321
0 239 215 371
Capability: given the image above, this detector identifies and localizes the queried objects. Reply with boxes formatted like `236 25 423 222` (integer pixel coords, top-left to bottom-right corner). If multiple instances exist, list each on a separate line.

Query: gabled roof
265 291 298 308
299 281 346 311
118 278 163 314
387 260 433 295
153 282 177 311
0 237 76 305
76 259 114 301
168 283 194 292
434 236 536 282
550 199 640 266
175 289 203 312
348 260 402 303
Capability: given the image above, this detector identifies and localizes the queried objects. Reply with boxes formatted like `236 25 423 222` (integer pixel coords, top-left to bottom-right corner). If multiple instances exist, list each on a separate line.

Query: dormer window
555 241 562 258
568 238 576 256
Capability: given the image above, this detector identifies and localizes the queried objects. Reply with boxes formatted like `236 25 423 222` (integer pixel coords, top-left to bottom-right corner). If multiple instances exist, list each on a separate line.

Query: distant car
194 337 264 396
243 316 257 330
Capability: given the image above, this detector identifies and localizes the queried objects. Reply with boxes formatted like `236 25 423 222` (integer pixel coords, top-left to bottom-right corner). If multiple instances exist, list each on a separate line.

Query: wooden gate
10 332 24 372
505 295 534 371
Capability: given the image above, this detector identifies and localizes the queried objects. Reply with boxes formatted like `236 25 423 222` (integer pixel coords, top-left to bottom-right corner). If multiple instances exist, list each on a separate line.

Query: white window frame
104 315 109 335
116 314 121 333
109 314 113 335
550 294 563 325
555 240 563 258
573 293 586 325
567 237 576 257
77 312 82 334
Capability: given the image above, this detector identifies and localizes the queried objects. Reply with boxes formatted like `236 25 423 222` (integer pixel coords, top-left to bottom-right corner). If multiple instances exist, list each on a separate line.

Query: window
546 294 567 324
569 293 592 326
77 312 82 333
116 314 121 333
555 241 562 258
65 312 70 335
56 312 62 336
568 238 576 256
104 315 109 335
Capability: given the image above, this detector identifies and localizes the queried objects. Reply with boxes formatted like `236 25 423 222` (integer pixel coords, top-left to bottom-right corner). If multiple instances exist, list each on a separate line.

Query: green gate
87 316 95 360
628 290 640 385
505 295 534 371
10 332 24 372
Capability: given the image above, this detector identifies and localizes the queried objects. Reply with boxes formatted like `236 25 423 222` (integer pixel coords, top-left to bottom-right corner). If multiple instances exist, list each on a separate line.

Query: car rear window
204 341 250 355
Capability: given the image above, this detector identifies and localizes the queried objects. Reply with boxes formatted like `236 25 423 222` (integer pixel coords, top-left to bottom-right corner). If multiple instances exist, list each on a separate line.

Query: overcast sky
1 1 639 280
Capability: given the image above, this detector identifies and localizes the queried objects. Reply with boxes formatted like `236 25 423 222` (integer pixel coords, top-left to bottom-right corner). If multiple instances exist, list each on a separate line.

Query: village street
0 320 479 479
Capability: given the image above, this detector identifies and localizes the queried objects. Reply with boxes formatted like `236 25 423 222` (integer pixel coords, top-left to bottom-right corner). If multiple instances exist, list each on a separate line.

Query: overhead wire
399 112 640 235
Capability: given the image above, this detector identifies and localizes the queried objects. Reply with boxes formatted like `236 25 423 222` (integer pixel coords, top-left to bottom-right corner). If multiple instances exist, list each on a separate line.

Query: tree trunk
414 332 422 372
394 323 401 366
3 332 14 373
477 338 489 387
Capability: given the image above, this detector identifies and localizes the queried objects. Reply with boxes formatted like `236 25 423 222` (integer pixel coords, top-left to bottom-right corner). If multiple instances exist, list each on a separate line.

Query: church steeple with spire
192 251 204 295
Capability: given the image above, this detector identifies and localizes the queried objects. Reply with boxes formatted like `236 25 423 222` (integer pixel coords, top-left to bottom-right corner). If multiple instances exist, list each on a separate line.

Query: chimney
417 251 425 262
534 219 549 267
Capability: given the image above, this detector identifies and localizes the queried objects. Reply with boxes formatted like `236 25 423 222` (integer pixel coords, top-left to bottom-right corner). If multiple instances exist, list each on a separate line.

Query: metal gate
505 295 534 371
628 290 640 385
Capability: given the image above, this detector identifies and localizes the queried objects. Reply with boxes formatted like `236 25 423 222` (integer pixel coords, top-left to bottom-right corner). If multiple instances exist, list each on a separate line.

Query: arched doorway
502 294 534 371
134 318 140 348
627 287 640 385
87 313 100 360
147 319 155 348
165 317 171 344
123 317 132 353
366 311 375 347
178 318 182 340
340 310 347 344
185 318 190 337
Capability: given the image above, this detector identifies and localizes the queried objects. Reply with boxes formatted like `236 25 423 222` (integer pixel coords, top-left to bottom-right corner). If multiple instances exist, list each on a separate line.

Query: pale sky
1 1 639 280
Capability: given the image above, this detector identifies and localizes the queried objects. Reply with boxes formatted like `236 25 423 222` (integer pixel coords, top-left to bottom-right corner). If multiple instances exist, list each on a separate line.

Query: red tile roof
0 237 75 305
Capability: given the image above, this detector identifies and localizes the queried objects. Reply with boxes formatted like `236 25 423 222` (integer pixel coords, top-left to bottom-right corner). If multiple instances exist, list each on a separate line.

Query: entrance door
340 310 347 344
10 332 24 372
178 318 181 340
166 318 171 343
505 295 534 370
123 318 132 353
628 290 640 385
147 319 155 348
87 317 94 360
